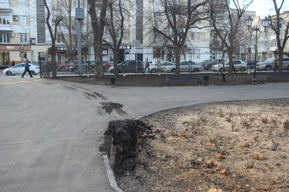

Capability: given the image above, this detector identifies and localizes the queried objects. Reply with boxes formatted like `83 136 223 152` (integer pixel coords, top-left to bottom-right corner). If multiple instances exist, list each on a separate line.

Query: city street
1 73 289 192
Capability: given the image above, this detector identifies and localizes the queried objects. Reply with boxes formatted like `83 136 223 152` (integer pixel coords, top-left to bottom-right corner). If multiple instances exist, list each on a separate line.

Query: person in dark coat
21 59 33 78
143 57 150 74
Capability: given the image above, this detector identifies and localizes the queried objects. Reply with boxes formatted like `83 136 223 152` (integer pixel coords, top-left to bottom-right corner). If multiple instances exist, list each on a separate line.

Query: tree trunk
175 47 181 74
113 49 119 76
87 0 107 78
227 51 234 75
51 54 57 78
278 51 283 72
94 41 104 78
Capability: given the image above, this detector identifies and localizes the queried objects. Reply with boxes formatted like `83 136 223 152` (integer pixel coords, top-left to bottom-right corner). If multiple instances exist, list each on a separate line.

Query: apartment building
0 0 31 65
0 0 87 66
262 11 289 58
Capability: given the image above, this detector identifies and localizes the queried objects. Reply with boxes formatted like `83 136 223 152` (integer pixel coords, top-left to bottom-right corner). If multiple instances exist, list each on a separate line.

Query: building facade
1 0 288 67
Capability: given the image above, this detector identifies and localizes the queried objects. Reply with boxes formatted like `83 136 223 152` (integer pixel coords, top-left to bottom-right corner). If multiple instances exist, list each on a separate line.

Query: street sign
18 47 24 53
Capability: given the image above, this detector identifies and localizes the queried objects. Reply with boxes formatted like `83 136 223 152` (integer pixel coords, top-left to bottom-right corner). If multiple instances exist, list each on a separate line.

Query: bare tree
57 0 77 62
87 0 108 78
152 0 208 74
207 0 252 75
43 0 63 78
104 0 125 76
269 0 289 72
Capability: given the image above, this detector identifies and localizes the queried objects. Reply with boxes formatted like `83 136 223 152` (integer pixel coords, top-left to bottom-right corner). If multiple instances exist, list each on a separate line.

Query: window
191 32 201 41
20 33 27 43
191 32 194 40
0 34 10 43
153 48 161 58
19 16 27 25
0 16 10 24
19 0 26 6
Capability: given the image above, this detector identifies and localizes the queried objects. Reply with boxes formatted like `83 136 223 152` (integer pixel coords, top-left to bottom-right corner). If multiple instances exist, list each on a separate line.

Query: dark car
246 59 259 69
108 60 144 73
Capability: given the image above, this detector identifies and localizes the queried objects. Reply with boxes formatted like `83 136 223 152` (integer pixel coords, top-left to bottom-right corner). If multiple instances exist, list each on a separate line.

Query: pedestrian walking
22 59 33 78
143 58 150 74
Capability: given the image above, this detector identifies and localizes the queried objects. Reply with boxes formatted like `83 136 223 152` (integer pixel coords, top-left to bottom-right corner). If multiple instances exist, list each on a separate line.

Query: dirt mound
100 119 152 176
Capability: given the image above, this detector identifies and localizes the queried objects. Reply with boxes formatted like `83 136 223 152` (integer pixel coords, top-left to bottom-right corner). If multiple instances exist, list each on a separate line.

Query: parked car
103 61 113 72
211 60 247 72
201 59 224 70
108 60 144 73
150 61 175 73
58 61 78 71
256 57 289 71
32 61 48 66
162 61 203 73
3 63 40 76
246 59 259 69
70 61 113 72
69 61 93 72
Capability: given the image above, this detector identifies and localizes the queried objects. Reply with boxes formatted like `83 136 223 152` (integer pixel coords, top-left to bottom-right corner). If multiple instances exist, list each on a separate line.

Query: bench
267 72 289 82
166 74 202 86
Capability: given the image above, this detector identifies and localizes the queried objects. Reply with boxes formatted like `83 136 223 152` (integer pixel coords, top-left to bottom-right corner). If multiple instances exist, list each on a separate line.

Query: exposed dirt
54 73 270 86
116 99 289 192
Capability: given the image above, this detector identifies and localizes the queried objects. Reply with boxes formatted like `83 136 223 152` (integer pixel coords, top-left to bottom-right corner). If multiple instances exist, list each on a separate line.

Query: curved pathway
1 75 289 192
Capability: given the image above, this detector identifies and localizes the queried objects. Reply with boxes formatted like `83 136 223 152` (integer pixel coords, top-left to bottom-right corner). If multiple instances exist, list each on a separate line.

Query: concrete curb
135 97 289 120
103 155 124 192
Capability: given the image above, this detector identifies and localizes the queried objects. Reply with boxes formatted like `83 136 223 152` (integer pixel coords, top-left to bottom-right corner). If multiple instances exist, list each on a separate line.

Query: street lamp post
246 16 270 84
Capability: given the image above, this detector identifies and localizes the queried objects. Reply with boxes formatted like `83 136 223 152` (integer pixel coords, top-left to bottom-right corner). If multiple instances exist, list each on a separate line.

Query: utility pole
75 0 84 76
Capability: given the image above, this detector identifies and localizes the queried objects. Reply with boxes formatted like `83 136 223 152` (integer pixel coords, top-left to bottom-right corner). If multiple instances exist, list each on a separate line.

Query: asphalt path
1 74 289 192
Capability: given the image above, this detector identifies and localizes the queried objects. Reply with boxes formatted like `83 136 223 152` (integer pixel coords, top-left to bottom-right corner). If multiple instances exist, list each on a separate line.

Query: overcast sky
247 0 289 18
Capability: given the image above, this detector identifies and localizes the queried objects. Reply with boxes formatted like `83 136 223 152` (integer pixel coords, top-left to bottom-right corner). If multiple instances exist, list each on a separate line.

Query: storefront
0 45 30 66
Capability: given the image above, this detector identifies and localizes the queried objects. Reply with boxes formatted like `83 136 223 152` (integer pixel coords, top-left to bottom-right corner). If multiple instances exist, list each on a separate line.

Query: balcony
0 3 12 13
0 23 13 32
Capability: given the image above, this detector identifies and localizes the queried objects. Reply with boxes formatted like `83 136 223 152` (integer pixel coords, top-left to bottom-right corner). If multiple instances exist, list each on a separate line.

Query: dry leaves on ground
117 99 289 192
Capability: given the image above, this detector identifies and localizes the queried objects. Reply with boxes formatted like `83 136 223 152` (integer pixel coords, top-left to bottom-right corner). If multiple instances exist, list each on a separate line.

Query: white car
149 61 175 73
3 63 40 76
256 57 289 71
211 60 247 72
163 61 203 73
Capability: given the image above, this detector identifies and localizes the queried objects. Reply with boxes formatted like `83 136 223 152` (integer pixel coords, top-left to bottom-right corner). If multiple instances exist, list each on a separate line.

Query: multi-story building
0 0 31 66
248 11 289 62
0 0 89 66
